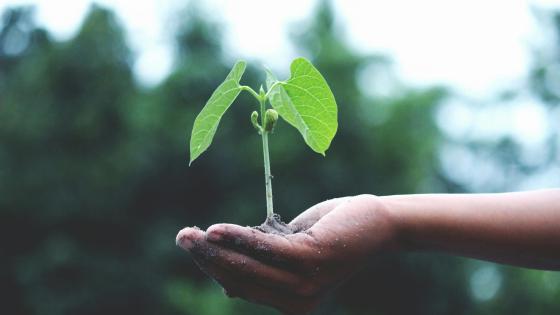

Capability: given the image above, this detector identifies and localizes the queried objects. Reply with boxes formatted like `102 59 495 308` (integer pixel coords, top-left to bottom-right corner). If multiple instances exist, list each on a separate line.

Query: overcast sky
2 0 559 189
2 0 560 93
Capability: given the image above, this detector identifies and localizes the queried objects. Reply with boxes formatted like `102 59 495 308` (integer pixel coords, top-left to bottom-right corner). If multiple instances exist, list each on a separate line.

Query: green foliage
188 57 338 217
189 57 338 162
267 58 338 155
189 60 247 164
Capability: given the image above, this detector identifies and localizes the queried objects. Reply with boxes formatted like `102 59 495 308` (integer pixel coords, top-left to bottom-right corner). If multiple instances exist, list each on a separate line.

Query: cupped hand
176 195 398 315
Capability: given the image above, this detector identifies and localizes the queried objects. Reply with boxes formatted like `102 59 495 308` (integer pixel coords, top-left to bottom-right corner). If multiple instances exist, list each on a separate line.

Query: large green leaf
189 61 246 165
266 58 338 155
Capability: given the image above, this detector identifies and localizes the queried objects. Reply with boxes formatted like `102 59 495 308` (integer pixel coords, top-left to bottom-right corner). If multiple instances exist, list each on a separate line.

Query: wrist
353 194 406 252
378 195 417 252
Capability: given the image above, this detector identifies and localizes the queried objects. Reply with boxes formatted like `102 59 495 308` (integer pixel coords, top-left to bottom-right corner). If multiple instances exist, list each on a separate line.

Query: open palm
176 195 395 314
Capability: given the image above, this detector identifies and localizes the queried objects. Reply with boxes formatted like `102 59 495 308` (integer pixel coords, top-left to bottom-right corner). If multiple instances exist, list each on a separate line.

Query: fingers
307 195 382 238
289 197 350 231
202 199 351 269
205 224 318 269
177 227 307 290
176 227 320 314
197 254 319 314
178 230 303 290
176 226 205 249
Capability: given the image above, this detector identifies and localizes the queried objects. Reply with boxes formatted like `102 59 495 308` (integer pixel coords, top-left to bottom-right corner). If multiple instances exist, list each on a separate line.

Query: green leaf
189 61 246 165
266 58 338 155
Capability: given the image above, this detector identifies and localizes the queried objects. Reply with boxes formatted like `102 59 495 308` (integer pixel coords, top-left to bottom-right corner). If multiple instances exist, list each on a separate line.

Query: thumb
289 197 350 232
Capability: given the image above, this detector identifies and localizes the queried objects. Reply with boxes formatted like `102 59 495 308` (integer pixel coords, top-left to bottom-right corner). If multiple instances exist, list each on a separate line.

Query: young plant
189 57 338 225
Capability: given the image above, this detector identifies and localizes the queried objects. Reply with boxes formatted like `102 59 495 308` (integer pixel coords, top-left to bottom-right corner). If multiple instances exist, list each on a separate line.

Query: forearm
380 189 560 270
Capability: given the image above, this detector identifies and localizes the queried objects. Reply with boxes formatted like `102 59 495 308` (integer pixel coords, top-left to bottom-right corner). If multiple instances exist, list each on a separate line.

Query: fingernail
176 231 194 249
206 229 223 242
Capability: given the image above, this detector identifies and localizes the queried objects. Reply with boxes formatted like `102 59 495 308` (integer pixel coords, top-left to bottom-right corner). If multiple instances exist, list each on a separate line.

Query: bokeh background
1 0 559 314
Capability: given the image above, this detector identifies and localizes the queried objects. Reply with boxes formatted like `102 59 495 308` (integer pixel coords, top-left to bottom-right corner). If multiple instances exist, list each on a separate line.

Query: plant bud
264 109 278 132
250 111 262 133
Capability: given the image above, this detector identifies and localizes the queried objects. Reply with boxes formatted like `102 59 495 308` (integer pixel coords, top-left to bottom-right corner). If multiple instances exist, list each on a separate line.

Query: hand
176 195 397 314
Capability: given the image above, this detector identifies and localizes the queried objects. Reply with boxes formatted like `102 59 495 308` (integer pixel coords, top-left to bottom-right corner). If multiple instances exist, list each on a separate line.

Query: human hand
176 195 397 314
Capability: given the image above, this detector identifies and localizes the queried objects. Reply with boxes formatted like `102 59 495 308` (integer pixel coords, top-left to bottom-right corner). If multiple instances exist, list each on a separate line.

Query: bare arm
383 189 560 270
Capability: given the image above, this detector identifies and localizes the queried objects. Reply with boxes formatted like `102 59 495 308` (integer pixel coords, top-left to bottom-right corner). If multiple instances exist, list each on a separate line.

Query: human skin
176 189 560 314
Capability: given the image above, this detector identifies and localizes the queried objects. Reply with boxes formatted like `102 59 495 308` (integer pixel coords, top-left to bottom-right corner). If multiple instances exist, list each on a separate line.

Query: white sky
2 0 559 189
2 0 560 92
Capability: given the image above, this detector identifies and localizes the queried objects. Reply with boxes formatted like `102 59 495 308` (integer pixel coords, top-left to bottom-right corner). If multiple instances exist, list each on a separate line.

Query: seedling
189 57 338 228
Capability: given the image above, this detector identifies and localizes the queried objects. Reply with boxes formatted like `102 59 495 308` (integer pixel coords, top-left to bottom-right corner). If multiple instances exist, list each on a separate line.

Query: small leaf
189 61 246 165
266 58 338 155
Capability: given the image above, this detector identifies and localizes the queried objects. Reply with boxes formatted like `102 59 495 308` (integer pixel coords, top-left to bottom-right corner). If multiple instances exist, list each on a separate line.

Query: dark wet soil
255 213 295 235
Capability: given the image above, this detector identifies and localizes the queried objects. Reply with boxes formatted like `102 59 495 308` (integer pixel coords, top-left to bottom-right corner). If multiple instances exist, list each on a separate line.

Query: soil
255 213 296 235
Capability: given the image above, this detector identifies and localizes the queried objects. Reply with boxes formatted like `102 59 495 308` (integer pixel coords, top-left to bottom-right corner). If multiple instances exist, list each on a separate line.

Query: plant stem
240 85 260 100
259 97 274 218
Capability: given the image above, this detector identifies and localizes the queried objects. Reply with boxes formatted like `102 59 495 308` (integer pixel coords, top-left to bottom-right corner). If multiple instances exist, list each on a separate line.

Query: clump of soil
255 213 295 235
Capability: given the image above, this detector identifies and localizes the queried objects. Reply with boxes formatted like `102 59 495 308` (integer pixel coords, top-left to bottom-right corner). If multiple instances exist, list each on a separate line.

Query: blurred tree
0 5 152 315
428 6 560 315
529 10 560 165
463 9 560 315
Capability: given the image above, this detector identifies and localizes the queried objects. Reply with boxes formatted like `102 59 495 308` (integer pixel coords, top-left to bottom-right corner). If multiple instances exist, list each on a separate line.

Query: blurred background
1 0 559 314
